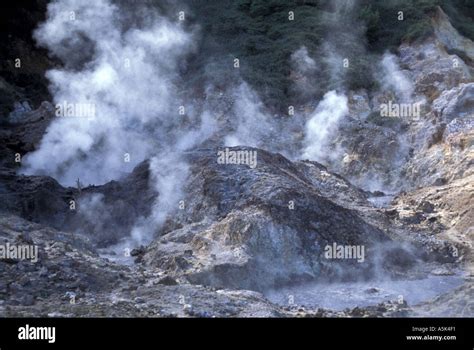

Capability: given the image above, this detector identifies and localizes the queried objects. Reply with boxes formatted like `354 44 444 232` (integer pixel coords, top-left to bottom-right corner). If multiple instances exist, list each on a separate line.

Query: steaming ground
6 0 472 316
20 0 419 241
265 273 465 311
16 0 450 257
20 0 218 244
302 90 349 163
18 0 466 247
21 0 415 184
22 0 194 186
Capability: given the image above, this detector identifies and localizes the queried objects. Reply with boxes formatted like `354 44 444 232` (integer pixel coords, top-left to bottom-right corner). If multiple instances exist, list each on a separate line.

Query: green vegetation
3 0 474 116
183 0 473 111
360 0 441 51
185 0 326 111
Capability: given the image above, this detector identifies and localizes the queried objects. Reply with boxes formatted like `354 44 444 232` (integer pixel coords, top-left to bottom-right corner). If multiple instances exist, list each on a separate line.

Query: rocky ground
0 211 469 318
0 5 473 317
0 138 471 316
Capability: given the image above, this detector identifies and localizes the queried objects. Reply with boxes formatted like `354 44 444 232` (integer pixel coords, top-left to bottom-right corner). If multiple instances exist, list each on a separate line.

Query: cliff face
0 3 472 317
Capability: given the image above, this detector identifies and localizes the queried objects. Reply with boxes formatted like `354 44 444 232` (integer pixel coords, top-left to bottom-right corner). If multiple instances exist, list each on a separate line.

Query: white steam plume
21 0 194 186
131 110 216 245
21 0 218 246
379 53 415 102
224 83 274 148
296 0 361 166
290 46 318 100
302 91 349 162
291 47 317 73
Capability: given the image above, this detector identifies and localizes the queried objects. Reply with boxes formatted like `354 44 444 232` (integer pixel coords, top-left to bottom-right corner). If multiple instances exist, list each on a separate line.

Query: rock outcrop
141 148 426 291
0 214 286 317
432 6 474 63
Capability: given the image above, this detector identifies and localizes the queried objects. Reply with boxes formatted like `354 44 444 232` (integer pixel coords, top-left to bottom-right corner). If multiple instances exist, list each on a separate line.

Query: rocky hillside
0 1 472 317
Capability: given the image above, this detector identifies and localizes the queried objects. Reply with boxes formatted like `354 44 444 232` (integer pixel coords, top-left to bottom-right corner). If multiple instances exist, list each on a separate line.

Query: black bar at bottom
0 317 472 349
